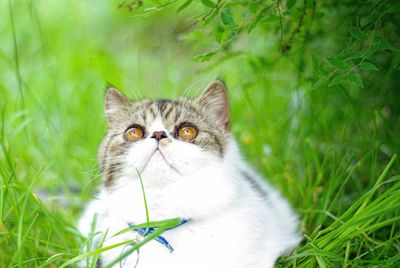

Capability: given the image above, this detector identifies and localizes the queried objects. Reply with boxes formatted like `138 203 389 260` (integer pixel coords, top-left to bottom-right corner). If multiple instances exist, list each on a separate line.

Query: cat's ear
104 87 130 124
198 80 230 129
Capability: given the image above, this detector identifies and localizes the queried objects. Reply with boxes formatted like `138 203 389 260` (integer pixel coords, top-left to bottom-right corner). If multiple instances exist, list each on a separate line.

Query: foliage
0 0 399 267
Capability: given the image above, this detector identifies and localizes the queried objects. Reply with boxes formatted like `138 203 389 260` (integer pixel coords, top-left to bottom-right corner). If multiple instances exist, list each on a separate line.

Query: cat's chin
142 149 180 175
140 151 182 187
105 161 238 223
121 140 223 189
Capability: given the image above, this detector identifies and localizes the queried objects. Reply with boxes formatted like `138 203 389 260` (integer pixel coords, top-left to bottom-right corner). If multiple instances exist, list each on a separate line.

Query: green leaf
177 0 193 13
327 57 351 70
347 74 364 88
247 4 272 33
193 50 218 61
349 26 368 41
203 8 218 25
286 0 296 10
221 11 235 26
328 73 364 88
393 53 400 70
312 55 322 75
359 61 379 71
249 3 258 14
339 51 362 61
373 36 399 52
201 0 215 8
214 25 224 44
306 0 314 9
247 15 263 33
329 74 348 87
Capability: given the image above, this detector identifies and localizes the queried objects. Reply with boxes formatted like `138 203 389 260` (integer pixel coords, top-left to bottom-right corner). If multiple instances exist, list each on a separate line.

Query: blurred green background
1 0 400 267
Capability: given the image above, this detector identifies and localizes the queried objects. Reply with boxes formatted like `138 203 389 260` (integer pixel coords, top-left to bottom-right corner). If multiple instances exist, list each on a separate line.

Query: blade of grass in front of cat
136 168 150 235
90 229 108 268
59 217 184 267
59 239 132 268
112 217 182 237
103 223 171 268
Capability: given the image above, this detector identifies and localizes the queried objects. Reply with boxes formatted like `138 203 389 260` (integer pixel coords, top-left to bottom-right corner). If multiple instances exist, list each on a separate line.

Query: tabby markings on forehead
141 109 147 122
163 104 174 120
158 100 180 120
139 99 203 124
174 102 203 123
142 101 158 118
157 99 169 113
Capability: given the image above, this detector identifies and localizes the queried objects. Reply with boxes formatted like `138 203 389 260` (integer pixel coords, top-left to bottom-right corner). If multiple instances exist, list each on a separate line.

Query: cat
78 80 301 268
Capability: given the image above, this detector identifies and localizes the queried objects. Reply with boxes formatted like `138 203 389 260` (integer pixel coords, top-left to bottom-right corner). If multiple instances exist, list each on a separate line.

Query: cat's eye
178 125 198 141
124 126 144 141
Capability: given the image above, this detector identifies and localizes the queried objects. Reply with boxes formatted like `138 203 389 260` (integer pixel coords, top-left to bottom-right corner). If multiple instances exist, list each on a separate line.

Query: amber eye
178 125 198 140
124 127 144 141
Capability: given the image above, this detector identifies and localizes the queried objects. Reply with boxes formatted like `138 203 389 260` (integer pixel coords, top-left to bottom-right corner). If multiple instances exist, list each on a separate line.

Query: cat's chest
120 216 254 268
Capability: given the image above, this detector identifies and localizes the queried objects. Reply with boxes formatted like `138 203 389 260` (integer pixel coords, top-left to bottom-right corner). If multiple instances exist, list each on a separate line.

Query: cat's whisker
181 78 204 101
127 85 148 121
129 84 144 101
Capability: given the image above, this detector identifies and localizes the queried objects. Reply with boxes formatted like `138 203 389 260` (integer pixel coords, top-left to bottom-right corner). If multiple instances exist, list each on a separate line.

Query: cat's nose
151 131 167 141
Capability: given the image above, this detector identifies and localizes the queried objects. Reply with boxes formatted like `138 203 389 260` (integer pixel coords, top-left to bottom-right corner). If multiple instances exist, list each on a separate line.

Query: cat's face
99 81 231 189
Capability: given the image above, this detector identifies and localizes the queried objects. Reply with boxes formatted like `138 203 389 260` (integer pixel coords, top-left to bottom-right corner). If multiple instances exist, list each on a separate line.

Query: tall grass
0 0 399 267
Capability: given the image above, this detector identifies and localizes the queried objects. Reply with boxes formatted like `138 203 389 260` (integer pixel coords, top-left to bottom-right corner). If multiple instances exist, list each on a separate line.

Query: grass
1 0 399 267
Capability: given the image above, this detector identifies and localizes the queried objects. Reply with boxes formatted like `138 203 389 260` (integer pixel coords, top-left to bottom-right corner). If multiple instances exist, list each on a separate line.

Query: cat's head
99 81 232 189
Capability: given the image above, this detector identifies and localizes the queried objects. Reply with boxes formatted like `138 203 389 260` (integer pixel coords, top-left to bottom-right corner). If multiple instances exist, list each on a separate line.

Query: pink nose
151 131 167 141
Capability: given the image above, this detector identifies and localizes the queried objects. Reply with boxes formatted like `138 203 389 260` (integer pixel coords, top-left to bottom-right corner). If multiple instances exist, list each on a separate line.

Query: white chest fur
78 141 301 268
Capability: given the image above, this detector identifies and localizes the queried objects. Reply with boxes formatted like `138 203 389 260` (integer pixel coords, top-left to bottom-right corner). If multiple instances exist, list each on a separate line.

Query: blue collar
129 218 190 253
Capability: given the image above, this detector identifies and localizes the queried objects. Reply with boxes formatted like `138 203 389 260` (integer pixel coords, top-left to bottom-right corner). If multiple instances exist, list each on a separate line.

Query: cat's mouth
140 148 181 175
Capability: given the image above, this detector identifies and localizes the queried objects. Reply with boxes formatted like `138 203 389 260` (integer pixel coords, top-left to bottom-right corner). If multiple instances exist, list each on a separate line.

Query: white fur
79 119 301 268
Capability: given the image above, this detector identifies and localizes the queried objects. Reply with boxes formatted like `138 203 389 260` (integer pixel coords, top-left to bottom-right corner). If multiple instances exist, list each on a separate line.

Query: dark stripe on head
141 110 147 122
149 104 157 118
157 99 169 113
174 109 181 122
201 130 224 157
100 133 120 174
164 105 173 120
145 101 157 117
105 161 123 187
